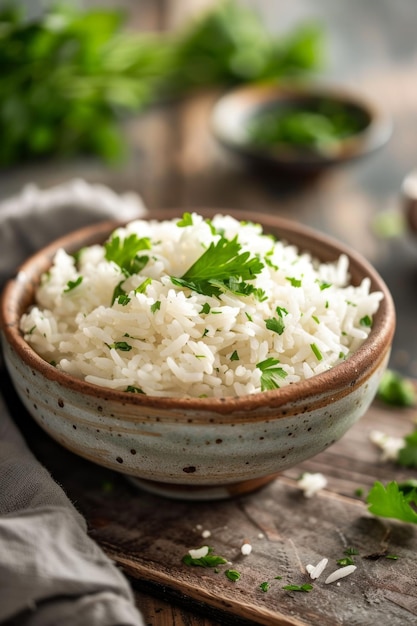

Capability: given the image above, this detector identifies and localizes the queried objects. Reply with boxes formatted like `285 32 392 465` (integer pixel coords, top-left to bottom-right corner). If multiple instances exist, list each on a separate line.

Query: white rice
20 213 383 398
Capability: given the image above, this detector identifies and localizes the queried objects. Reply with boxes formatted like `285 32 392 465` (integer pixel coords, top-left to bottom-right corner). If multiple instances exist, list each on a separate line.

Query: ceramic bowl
211 83 392 175
0 210 395 500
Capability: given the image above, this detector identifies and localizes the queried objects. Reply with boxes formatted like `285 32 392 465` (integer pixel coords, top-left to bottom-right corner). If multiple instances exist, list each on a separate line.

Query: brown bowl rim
0 208 396 414
211 82 393 167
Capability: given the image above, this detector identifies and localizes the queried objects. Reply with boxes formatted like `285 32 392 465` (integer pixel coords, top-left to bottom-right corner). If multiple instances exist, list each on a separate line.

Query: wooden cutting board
6 379 417 626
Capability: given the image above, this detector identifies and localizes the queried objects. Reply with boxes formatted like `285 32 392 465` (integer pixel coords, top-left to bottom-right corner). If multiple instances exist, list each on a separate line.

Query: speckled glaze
0 210 395 500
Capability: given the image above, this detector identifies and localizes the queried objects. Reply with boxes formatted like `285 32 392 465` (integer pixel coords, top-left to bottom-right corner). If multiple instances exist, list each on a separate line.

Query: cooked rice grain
20 213 383 398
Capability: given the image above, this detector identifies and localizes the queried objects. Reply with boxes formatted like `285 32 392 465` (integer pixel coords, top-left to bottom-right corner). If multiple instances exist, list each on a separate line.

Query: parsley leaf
225 569 241 582
63 276 83 292
367 481 417 524
360 314 372 327
106 341 132 352
265 316 285 335
182 547 228 568
177 212 194 227
283 583 313 592
171 235 264 298
105 233 151 276
257 357 288 391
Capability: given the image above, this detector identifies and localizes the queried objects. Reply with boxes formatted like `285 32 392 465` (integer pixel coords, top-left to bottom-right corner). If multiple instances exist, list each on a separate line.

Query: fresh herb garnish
126 386 145 394
377 369 416 407
259 581 270 592
367 480 417 525
282 583 313 592
230 350 240 361
106 341 132 352
151 300 161 313
182 546 228 568
265 316 285 335
225 569 241 582
257 357 287 391
337 557 355 566
286 276 302 287
177 212 194 227
135 278 152 294
105 233 151 276
171 234 264 298
117 294 131 306
63 276 83 292
310 343 323 361
360 315 372 327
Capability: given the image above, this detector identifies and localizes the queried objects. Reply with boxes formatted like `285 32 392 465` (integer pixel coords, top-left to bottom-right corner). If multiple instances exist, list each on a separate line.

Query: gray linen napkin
0 180 147 626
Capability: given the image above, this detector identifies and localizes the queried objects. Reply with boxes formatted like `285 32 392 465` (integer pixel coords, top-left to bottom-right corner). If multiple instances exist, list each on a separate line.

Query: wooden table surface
1 1 417 624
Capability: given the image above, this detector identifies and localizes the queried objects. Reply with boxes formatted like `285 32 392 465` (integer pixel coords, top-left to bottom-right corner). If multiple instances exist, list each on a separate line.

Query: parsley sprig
171 234 264 298
367 480 417 525
105 233 151 276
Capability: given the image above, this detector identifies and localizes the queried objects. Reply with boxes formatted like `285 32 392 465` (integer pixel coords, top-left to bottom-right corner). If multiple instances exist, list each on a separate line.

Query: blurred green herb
247 99 368 154
377 369 416 407
397 430 417 468
0 1 324 165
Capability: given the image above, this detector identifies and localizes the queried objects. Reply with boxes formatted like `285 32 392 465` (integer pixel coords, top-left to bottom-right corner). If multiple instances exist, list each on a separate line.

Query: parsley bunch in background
0 1 324 166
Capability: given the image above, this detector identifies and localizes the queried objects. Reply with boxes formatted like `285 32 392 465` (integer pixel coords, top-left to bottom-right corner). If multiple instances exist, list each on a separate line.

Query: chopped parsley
337 556 355 566
225 569 241 582
171 234 264 298
151 300 161 313
259 581 270 592
310 343 323 361
319 281 332 291
63 276 83 292
265 316 285 335
126 386 145 394
177 212 194 227
230 350 240 361
257 357 288 391
135 278 152 294
200 302 211 314
106 341 132 352
286 276 302 287
282 583 313 592
360 314 372 327
117 294 131 306
182 547 228 568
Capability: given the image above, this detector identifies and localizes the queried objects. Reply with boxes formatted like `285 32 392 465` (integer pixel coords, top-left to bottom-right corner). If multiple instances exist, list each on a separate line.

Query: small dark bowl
211 83 392 175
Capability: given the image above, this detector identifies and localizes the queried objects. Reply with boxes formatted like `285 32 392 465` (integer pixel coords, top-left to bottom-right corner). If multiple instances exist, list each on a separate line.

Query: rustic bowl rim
0 208 395 415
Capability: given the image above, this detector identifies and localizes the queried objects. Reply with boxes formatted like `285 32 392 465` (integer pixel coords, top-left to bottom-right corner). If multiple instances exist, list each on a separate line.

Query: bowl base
125 473 280 501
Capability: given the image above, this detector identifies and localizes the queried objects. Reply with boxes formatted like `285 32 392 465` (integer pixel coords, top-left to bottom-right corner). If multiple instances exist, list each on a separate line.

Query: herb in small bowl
211 83 392 174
